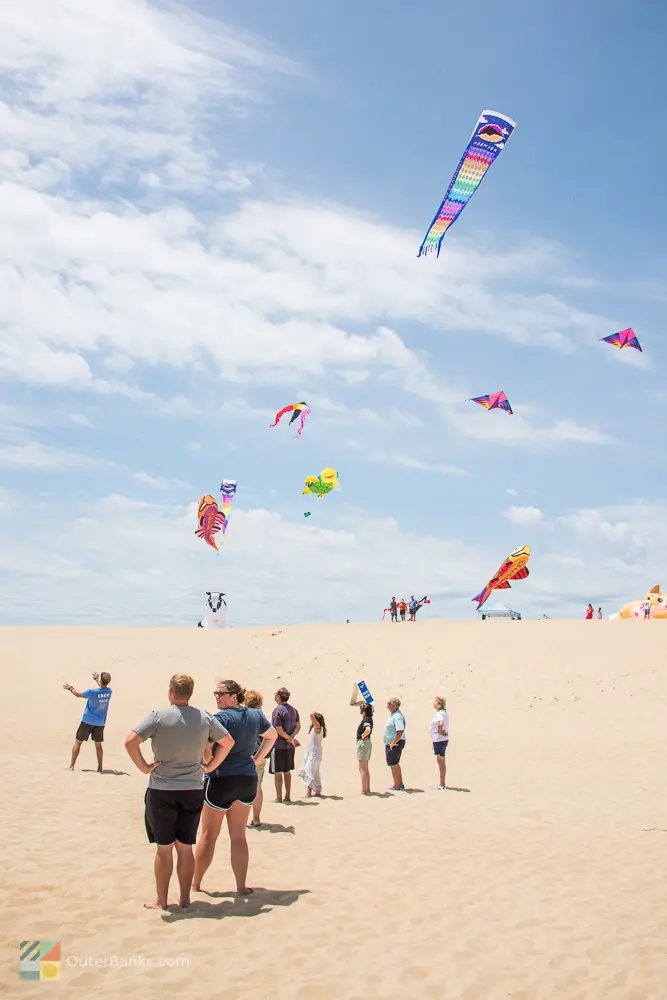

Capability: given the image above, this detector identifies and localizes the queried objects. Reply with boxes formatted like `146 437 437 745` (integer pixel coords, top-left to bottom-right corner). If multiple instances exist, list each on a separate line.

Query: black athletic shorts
144 788 205 846
76 722 105 743
204 774 258 811
385 739 405 766
269 747 295 774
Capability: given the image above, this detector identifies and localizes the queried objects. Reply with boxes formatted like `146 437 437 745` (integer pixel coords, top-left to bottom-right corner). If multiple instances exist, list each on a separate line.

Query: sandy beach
3 620 666 999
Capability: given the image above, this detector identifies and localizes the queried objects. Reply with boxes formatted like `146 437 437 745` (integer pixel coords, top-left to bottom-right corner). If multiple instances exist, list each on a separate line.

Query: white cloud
504 505 544 525
0 493 489 624
506 488 518 497
366 450 467 476
0 0 297 192
132 471 190 490
0 440 110 469
69 413 94 428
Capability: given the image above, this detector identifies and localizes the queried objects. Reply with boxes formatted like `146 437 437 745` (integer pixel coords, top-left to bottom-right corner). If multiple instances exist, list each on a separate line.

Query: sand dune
2 621 666 999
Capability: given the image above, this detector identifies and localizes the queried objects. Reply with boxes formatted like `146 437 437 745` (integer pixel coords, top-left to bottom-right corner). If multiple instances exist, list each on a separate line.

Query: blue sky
1 0 666 625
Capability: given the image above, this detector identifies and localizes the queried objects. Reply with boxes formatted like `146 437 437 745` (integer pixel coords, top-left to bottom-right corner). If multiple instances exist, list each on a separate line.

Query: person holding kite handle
63 670 112 773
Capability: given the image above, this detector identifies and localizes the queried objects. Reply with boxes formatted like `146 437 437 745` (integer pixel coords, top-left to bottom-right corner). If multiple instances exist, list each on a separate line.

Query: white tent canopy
478 601 521 620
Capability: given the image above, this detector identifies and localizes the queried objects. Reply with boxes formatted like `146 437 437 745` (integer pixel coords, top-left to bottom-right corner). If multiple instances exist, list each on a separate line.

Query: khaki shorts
256 758 267 778
356 739 372 761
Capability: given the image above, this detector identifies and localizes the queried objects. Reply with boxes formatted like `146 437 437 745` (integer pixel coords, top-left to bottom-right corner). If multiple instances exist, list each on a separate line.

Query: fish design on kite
270 401 311 437
195 495 226 551
303 511 311 518
599 328 642 352
418 110 516 258
470 390 513 415
472 544 531 610
302 468 338 498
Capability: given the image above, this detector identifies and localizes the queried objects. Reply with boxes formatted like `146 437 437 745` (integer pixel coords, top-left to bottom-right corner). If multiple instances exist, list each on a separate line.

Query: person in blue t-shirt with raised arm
63 670 113 772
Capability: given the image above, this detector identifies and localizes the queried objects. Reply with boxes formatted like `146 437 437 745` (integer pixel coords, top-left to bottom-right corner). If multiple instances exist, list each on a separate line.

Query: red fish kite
470 390 513 414
473 544 530 610
195 495 226 551
599 328 642 352
270 401 311 437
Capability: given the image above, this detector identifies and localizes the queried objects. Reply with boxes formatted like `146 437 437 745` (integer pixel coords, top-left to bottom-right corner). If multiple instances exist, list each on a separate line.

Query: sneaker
433 785 446 791
387 785 406 791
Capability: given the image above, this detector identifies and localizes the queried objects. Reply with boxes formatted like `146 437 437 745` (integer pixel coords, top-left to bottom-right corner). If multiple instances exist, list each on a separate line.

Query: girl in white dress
299 712 326 797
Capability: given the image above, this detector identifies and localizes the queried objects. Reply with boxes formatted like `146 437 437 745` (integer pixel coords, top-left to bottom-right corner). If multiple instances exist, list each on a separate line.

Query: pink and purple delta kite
470 390 513 415
599 328 642 352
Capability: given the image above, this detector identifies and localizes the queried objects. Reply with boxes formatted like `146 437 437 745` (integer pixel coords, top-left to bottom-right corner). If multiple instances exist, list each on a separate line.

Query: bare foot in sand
275 797 282 803
237 887 254 896
284 797 292 804
144 901 169 910
178 898 192 908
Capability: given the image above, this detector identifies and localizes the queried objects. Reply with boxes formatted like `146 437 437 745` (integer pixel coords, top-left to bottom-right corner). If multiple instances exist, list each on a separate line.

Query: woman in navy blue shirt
193 680 276 895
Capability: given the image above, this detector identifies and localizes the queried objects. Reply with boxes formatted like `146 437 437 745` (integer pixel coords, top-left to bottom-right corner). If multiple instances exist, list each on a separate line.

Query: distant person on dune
408 596 417 621
399 599 407 622
597 607 603 620
585 604 594 620
63 670 113 772
390 597 397 623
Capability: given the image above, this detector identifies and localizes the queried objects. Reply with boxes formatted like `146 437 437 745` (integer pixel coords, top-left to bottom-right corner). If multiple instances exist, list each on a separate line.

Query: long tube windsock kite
473 544 530 610
470 390 513 414
418 110 516 258
599 328 642 352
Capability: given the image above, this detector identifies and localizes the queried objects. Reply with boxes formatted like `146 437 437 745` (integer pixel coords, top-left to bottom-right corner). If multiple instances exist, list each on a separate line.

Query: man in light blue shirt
63 671 113 772
384 697 406 791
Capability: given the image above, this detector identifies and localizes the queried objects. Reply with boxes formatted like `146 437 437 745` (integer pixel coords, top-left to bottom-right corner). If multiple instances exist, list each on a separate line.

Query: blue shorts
385 740 405 766
433 741 448 757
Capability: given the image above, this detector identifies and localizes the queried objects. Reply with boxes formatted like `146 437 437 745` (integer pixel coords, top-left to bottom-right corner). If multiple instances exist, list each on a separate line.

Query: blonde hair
245 689 263 708
170 674 194 700
434 696 447 711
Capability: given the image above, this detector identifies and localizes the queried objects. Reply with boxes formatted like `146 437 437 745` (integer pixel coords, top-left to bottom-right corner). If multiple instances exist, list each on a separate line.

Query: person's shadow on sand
81 769 130 776
161 888 309 922
251 822 295 835
446 786 471 793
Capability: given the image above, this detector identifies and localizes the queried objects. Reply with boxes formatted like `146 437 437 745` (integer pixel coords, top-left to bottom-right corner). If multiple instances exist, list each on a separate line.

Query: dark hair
309 712 327 738
275 687 290 703
100 672 111 687
220 679 245 704
360 703 373 718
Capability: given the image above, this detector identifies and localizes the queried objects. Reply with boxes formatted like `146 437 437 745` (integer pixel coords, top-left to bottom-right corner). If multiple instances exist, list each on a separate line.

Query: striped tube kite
599 328 642 352
470 390 513 414
270 401 311 437
418 110 516 258
219 479 237 541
